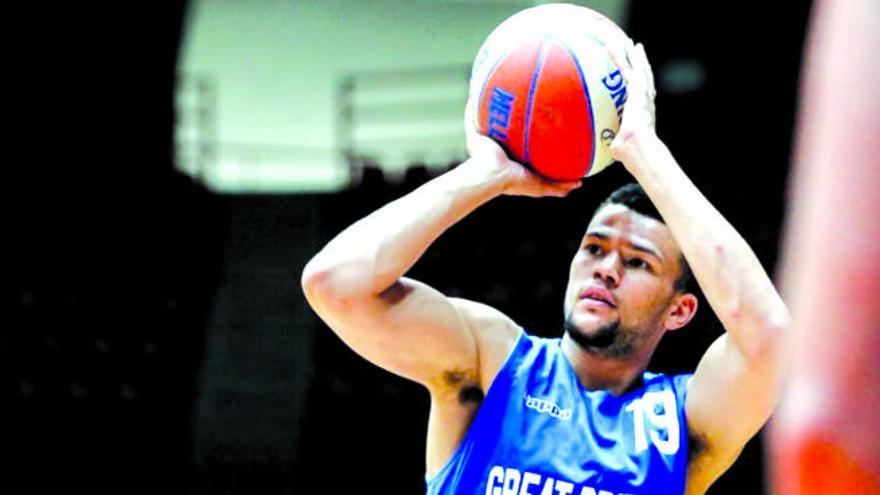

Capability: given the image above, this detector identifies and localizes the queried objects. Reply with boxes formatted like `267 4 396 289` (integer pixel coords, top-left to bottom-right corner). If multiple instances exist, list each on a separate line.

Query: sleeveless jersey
426 332 692 495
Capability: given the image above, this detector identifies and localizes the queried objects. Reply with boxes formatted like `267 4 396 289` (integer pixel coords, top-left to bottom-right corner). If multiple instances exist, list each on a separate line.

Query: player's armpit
446 297 523 393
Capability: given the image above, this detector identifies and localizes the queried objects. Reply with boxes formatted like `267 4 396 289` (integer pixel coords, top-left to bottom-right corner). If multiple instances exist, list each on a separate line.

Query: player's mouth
578 286 617 308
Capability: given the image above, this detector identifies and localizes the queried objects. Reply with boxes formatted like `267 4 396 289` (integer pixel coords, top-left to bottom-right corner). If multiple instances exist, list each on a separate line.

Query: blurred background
7 0 812 493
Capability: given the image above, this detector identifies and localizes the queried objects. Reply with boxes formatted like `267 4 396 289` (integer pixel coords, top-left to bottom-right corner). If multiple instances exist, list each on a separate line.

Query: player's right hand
463 105 582 198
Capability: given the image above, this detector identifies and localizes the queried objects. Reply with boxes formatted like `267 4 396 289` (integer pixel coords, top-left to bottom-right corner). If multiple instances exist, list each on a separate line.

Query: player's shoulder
448 297 521 346
449 297 514 326
449 298 523 390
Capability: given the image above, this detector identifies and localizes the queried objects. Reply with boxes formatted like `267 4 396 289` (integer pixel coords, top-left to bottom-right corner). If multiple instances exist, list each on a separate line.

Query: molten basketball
468 4 632 180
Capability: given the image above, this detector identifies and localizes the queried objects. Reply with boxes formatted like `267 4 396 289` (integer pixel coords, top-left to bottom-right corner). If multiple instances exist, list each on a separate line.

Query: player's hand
607 41 657 165
463 105 582 198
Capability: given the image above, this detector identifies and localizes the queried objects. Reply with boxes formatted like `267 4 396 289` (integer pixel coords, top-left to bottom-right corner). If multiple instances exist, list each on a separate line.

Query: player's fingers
557 179 583 192
464 99 476 131
541 178 582 197
607 42 643 92
463 102 481 153
636 43 656 99
606 45 630 79
617 35 636 69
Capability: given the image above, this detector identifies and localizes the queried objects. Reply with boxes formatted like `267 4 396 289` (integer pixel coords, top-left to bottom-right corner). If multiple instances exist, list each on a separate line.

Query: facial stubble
564 312 638 360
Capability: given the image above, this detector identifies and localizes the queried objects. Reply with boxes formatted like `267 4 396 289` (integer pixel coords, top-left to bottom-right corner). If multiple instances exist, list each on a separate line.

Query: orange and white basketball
468 3 633 180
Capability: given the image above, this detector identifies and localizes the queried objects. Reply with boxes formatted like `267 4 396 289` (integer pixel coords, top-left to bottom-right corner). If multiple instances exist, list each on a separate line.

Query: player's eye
585 243 602 255
627 258 648 269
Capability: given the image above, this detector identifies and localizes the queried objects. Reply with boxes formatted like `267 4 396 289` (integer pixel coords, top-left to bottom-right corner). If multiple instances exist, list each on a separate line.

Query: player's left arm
609 43 790 487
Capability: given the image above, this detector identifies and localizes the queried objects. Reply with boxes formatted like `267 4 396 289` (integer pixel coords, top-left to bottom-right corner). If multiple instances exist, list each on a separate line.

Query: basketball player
302 41 788 495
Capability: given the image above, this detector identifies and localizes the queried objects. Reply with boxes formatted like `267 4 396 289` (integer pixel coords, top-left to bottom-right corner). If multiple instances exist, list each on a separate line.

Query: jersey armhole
425 328 529 485
676 373 695 462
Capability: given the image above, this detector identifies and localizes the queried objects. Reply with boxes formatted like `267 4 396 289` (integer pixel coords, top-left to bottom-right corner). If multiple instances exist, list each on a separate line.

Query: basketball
467 4 633 180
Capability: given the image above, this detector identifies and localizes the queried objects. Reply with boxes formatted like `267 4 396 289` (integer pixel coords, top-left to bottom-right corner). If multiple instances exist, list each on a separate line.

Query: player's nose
592 252 621 287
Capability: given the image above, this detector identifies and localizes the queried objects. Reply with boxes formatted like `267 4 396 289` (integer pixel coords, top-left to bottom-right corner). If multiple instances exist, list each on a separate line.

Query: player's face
563 204 685 355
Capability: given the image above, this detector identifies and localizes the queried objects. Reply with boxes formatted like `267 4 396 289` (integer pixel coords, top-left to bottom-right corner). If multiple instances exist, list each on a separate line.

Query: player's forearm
620 131 788 358
302 158 507 301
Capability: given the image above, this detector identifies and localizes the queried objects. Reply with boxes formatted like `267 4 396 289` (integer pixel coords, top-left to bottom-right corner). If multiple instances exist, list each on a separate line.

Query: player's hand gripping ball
468 3 633 180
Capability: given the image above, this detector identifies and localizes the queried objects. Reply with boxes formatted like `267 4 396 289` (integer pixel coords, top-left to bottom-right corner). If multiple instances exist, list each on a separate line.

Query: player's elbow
301 257 328 303
744 307 790 365
301 254 372 312
764 307 790 336
763 307 789 350
301 255 347 308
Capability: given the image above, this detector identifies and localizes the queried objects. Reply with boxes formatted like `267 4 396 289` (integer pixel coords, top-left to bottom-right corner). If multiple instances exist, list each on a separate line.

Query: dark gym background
7 1 812 493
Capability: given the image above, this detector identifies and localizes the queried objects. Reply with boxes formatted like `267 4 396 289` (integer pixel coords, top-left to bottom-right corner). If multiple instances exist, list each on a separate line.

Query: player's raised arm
301 119 580 392
607 43 790 492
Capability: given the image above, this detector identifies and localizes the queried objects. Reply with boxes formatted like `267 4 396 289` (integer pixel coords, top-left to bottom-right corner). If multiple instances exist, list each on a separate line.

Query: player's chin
576 301 618 319
566 311 614 336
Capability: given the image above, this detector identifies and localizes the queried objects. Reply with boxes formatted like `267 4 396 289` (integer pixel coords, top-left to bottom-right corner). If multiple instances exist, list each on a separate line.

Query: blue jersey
426 332 692 495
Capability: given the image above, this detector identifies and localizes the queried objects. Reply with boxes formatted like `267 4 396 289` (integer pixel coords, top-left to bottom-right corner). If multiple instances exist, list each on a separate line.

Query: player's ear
664 293 697 332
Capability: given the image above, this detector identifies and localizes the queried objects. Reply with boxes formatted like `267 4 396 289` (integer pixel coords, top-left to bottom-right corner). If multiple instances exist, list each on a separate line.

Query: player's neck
560 333 654 396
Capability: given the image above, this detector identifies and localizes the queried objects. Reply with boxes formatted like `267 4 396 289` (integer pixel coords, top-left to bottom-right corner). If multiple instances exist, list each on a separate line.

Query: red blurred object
771 0 880 493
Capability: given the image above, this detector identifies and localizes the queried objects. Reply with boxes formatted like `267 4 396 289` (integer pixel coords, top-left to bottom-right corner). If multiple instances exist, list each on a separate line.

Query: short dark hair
594 183 693 292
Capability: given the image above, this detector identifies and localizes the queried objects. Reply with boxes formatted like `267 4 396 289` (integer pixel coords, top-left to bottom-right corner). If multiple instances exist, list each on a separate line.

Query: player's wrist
611 127 661 171
456 155 512 196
